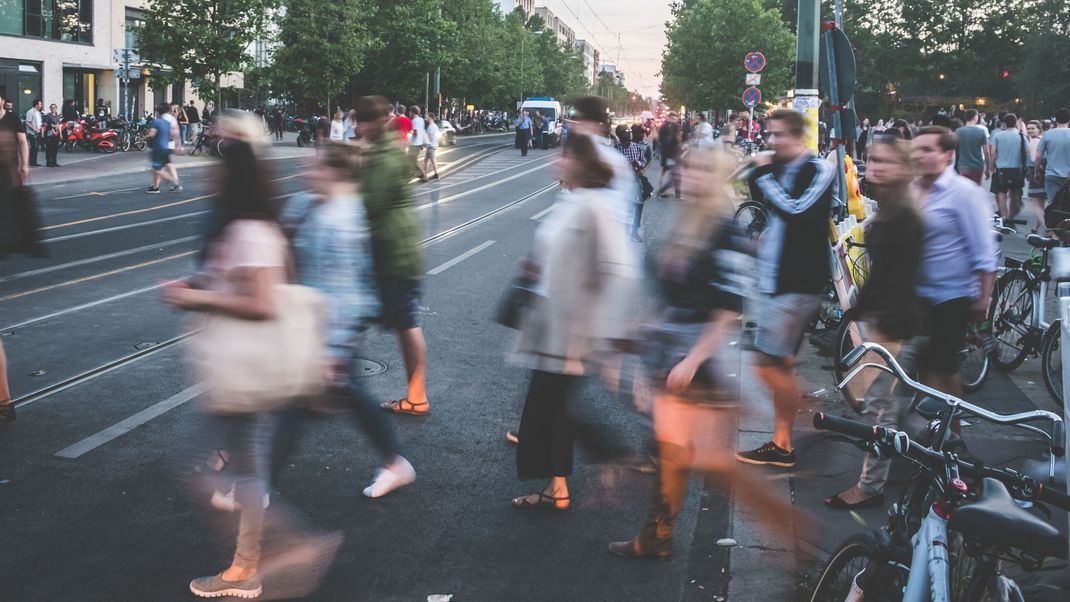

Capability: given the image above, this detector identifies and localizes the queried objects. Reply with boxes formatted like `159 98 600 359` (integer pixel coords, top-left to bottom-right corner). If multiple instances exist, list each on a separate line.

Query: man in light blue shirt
913 126 997 398
988 113 1027 222
514 110 532 157
1036 107 1070 204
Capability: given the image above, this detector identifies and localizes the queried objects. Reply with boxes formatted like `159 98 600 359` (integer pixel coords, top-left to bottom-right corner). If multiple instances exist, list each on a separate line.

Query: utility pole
794 0 822 152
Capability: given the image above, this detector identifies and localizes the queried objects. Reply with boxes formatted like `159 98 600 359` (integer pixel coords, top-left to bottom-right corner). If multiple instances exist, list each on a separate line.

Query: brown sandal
380 399 429 416
511 491 570 511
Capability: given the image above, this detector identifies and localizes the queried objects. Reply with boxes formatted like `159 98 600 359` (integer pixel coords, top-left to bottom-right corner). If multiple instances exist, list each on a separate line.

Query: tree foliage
270 0 371 113
661 0 796 113
138 0 279 107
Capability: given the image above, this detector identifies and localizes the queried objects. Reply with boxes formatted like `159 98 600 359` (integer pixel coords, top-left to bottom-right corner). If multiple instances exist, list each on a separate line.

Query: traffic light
1000 69 1010 79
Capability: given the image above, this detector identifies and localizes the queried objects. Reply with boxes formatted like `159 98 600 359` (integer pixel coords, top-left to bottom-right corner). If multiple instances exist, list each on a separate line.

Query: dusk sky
541 0 672 98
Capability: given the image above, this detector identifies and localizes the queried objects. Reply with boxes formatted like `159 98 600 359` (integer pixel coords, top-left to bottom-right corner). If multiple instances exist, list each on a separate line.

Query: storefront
0 59 42 115
62 68 96 114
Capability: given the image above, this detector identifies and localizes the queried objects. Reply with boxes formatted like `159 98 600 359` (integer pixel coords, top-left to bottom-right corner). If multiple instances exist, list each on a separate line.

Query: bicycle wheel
988 270 1033 371
833 308 869 411
733 201 767 238
1040 321 1063 408
810 533 908 602
959 325 990 393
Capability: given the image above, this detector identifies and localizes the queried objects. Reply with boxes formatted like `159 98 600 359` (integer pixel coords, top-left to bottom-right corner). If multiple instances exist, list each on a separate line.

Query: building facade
533 6 574 46
1 0 228 120
493 0 534 18
574 39 600 87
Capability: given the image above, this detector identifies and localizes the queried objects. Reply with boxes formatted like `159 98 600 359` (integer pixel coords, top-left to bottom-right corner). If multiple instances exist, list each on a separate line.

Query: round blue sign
744 52 766 73
742 87 762 108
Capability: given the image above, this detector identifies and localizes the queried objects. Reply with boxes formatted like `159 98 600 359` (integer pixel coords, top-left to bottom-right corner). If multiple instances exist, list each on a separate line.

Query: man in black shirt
42 103 64 167
185 101 200 144
657 112 682 198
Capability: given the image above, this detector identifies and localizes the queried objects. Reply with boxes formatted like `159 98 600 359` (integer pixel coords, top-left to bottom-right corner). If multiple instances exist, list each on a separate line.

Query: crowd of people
6 80 1070 597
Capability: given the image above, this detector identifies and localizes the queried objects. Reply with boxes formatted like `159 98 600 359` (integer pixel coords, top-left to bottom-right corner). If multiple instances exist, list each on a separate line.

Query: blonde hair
668 147 738 258
218 110 269 155
867 136 916 211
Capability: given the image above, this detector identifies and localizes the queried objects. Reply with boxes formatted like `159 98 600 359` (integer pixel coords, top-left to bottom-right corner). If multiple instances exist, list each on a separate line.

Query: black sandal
380 399 430 416
511 491 570 511
824 492 884 510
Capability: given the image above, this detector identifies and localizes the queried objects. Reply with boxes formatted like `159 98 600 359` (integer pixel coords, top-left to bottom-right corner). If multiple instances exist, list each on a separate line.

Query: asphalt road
0 135 731 601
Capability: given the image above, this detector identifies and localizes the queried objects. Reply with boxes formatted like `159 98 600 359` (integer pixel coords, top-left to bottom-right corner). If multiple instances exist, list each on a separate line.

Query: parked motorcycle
64 117 119 153
294 117 320 147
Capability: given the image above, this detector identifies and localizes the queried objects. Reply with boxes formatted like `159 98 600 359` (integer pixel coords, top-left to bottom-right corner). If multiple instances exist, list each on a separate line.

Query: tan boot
608 442 690 560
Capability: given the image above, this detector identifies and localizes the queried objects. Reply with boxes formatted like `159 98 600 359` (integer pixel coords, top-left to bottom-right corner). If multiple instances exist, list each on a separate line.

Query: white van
520 97 563 147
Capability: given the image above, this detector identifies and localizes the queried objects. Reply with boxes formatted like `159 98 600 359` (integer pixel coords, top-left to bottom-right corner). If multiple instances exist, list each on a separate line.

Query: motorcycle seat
948 477 1067 559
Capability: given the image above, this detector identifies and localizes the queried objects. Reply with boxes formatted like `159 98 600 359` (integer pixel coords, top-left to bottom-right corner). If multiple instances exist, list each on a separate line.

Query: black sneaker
736 441 796 467
146 186 160 194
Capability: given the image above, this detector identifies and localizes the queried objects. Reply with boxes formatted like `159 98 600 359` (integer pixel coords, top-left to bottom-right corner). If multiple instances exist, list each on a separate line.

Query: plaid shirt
616 141 647 171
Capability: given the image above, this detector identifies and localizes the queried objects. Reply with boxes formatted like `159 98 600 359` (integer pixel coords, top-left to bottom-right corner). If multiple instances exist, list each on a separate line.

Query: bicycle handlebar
838 343 1064 457
813 412 1070 512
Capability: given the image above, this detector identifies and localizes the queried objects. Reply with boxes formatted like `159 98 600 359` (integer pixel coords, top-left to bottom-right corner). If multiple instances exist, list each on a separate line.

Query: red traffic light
1000 69 1010 79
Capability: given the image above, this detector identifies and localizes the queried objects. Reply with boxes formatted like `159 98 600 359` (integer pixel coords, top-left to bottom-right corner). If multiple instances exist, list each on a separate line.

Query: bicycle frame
902 507 951 601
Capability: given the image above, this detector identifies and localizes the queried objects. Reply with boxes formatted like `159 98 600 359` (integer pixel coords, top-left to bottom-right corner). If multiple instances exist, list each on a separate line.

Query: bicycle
810 342 1068 601
988 232 1064 407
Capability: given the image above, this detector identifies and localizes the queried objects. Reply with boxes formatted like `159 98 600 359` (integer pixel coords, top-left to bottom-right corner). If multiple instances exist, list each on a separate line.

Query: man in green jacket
355 96 430 416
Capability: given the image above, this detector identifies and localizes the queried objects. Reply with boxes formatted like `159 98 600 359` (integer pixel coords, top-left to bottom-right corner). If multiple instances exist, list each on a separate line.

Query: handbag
495 274 537 329
0 186 48 259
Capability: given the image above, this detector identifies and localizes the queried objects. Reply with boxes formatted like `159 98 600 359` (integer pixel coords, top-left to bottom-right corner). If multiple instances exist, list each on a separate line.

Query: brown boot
608 442 690 560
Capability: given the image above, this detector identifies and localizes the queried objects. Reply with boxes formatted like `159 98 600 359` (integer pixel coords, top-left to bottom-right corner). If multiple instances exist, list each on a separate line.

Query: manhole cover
134 341 158 350
30 370 46 377
353 358 387 378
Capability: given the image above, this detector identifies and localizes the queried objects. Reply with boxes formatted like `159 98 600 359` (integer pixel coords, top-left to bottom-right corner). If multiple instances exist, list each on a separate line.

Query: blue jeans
180 124 189 143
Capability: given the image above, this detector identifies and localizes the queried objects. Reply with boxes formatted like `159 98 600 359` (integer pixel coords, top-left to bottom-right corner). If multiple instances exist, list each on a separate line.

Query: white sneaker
362 457 416 498
211 485 271 512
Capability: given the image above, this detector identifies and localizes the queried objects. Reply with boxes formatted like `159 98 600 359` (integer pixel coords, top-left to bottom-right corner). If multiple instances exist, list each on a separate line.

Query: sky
539 0 673 98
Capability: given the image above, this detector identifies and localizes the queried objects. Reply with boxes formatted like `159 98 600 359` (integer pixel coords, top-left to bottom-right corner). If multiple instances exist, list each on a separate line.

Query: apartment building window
0 0 92 43
125 8 146 50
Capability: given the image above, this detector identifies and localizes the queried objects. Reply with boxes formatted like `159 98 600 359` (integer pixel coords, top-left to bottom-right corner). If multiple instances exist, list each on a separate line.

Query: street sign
744 52 766 73
113 68 140 80
113 48 140 64
742 87 762 108
819 28 856 103
745 74 762 85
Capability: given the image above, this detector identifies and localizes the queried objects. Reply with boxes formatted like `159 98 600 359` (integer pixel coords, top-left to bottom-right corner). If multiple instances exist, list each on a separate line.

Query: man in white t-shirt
424 113 440 180
409 106 427 181
164 104 183 191
693 113 714 148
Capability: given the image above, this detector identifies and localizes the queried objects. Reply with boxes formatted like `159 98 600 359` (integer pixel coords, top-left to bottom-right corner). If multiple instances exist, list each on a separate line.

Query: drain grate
353 358 387 378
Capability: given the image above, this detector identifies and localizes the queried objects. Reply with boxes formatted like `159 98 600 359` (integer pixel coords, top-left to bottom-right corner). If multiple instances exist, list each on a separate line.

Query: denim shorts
752 293 823 359
150 148 172 171
376 276 422 330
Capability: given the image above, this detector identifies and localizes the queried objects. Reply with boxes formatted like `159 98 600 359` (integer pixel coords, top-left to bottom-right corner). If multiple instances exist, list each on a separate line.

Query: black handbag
0 186 48 259
495 275 537 329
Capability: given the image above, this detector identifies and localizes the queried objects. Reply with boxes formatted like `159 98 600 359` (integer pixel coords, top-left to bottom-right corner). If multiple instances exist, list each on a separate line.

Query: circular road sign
744 52 766 73
742 87 762 108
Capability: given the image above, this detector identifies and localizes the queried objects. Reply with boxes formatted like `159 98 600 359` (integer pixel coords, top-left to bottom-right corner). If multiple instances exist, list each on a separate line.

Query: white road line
416 160 557 211
426 240 496 275
55 186 144 200
55 383 208 459
530 204 556 221
41 211 209 243
0 236 198 283
0 280 186 332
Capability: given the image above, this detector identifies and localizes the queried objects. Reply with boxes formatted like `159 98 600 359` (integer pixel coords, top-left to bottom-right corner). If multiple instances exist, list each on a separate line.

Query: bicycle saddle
1026 234 1060 249
949 477 1067 559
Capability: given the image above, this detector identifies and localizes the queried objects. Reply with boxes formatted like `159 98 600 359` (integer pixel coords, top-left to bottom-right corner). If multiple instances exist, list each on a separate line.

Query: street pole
425 72 430 114
794 0 822 152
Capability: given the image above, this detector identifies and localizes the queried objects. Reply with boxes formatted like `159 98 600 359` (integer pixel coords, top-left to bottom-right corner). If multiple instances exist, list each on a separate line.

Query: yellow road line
0 251 196 302
43 195 212 231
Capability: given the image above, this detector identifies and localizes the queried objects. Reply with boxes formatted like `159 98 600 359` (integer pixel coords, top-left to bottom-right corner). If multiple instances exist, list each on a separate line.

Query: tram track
9 174 559 409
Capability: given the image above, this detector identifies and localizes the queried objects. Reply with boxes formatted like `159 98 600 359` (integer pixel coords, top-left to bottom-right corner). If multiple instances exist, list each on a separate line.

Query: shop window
0 0 22 35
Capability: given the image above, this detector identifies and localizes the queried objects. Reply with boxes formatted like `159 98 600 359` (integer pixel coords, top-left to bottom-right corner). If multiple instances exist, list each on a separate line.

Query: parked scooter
64 117 119 153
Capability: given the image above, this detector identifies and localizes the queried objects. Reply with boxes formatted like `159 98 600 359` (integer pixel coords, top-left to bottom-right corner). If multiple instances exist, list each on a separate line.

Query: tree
661 0 795 113
271 0 371 114
138 0 279 109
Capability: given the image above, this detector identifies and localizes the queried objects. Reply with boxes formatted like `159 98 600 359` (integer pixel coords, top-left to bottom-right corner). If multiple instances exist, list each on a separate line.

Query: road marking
416 160 557 211
530 204 556 221
55 186 143 200
411 152 552 196
43 194 212 231
41 211 209 243
0 251 195 302
0 236 198 283
426 240 497 275
0 280 185 332
55 383 209 459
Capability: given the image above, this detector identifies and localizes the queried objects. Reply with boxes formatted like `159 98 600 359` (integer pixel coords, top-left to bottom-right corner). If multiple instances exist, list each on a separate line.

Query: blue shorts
752 293 823 359
376 276 422 330
151 148 172 171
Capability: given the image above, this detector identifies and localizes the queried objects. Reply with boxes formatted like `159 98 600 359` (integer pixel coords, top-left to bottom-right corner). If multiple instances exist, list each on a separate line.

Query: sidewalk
26 131 315 187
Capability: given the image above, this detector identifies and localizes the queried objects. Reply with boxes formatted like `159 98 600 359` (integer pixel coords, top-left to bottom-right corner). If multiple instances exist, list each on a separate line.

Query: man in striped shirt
616 125 649 241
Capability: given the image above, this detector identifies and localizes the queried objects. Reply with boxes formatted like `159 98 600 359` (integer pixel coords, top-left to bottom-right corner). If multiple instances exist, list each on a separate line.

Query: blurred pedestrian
570 96 639 234
1026 120 1047 234
889 118 913 140
409 106 427 181
509 133 639 512
912 126 996 406
176 102 190 144
162 113 312 599
145 103 183 194
24 98 42 167
274 142 416 499
856 117 871 162
735 110 834 468
272 105 284 141
62 99 79 123
1036 107 1070 207
954 108 990 185
1 88 41 425
615 124 648 242
42 103 63 167
187 100 202 143
824 136 925 510
657 112 683 198
532 111 545 150
423 113 440 180
329 110 345 142
343 109 358 143
989 113 1027 222
354 96 431 416
609 147 793 557
515 110 532 157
